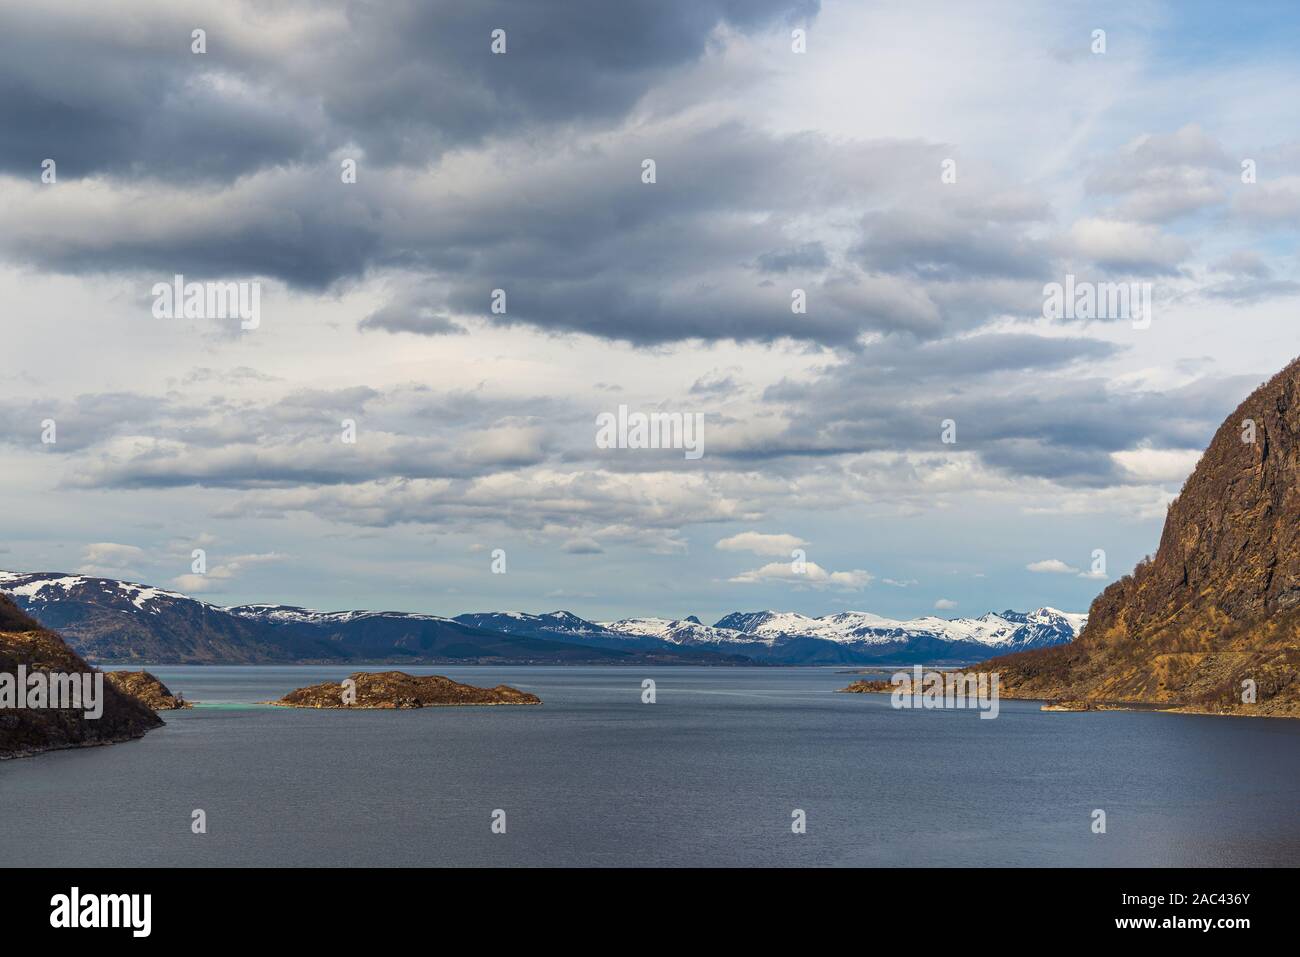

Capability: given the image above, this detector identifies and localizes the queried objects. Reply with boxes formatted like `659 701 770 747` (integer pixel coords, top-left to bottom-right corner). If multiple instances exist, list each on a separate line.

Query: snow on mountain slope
599 616 757 645
0 571 206 614
597 607 1086 654
227 604 452 625
453 610 615 638
711 606 1085 649
0 570 1085 662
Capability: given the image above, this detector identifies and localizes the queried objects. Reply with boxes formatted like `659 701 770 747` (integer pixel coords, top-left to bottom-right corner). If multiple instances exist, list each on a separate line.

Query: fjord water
1 666 1297 867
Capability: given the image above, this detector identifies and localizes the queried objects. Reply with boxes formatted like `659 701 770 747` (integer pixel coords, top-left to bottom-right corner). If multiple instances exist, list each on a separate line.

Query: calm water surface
1 665 1297 867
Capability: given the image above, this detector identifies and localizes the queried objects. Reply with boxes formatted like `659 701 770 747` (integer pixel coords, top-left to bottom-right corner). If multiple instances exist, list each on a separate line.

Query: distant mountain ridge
707 607 1085 649
0 572 641 665
1 570 1085 665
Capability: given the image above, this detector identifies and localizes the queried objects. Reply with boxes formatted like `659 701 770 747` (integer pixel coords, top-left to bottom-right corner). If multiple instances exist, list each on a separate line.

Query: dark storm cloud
690 369 743 398
755 242 830 274
0 3 1258 355
6 125 959 343
0 0 816 181
0 333 1260 497
0 4 324 182
15 174 389 289
744 340 1256 486
853 208 1054 281
0 382 583 490
763 334 1118 401
0 2 1077 347
318 0 820 165
0 392 184 452
359 299 466 337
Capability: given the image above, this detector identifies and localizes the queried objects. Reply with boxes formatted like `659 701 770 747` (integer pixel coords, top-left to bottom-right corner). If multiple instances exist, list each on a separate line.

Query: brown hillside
989 357 1300 717
1 594 163 758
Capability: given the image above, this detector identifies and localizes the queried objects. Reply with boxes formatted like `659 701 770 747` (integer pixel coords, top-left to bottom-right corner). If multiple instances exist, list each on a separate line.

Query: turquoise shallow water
1 665 1297 867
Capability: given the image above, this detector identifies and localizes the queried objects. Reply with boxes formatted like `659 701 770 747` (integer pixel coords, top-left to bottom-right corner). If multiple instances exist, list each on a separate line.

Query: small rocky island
105 671 192 710
268 671 541 709
839 678 894 694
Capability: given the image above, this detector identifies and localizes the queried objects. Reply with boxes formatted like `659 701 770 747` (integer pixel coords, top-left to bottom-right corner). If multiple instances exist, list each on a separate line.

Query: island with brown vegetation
267 671 542 709
1 595 162 759
105 671 193 710
839 678 894 694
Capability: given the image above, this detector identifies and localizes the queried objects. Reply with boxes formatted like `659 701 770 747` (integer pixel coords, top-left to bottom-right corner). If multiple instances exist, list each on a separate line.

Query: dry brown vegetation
1 595 163 758
104 671 193 710
989 358 1300 717
269 671 542 709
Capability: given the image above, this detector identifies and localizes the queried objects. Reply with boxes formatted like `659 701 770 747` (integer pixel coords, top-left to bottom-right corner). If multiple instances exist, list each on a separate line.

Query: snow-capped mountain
0 573 636 664
0 571 199 615
0 573 737 664
0 570 289 663
591 607 1086 662
451 611 747 662
224 602 651 663
599 616 753 645
0 570 1085 665
228 604 452 626
453 610 616 640
713 607 1085 650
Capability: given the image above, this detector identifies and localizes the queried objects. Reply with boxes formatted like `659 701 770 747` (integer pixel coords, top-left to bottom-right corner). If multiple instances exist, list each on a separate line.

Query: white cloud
76 542 145 578
934 598 957 610
1111 448 1202 484
715 531 809 556
170 552 287 594
728 560 873 590
1026 559 1078 574
1066 217 1192 272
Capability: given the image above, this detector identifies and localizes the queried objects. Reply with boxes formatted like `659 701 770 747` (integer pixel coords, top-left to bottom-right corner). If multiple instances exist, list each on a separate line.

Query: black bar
1 867 1289 943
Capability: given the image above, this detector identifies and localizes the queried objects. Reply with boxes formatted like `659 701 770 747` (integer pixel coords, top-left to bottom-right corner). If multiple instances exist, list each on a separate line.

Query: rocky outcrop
104 671 192 710
0 595 163 758
988 358 1300 717
268 671 542 709
838 678 893 694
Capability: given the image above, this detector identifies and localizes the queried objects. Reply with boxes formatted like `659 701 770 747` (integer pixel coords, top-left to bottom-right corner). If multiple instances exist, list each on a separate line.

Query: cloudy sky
2 0 1299 623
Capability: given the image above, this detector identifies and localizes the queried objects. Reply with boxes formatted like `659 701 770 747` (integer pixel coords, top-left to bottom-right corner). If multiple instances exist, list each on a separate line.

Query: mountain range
0 571 1085 666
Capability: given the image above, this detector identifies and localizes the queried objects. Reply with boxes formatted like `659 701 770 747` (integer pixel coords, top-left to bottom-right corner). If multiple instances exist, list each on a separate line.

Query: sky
1 0 1299 623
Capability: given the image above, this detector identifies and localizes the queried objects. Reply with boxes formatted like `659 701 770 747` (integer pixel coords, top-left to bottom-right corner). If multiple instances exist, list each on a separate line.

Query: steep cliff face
0 595 163 758
990 358 1300 716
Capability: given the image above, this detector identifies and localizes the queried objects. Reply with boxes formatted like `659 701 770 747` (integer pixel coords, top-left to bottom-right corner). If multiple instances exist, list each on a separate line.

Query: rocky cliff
104 671 193 710
988 358 1300 717
0 595 163 758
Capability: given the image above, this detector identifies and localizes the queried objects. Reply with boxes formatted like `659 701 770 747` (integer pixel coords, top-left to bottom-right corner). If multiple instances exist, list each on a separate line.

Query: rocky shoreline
839 678 1298 719
105 671 192 710
1 596 163 760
